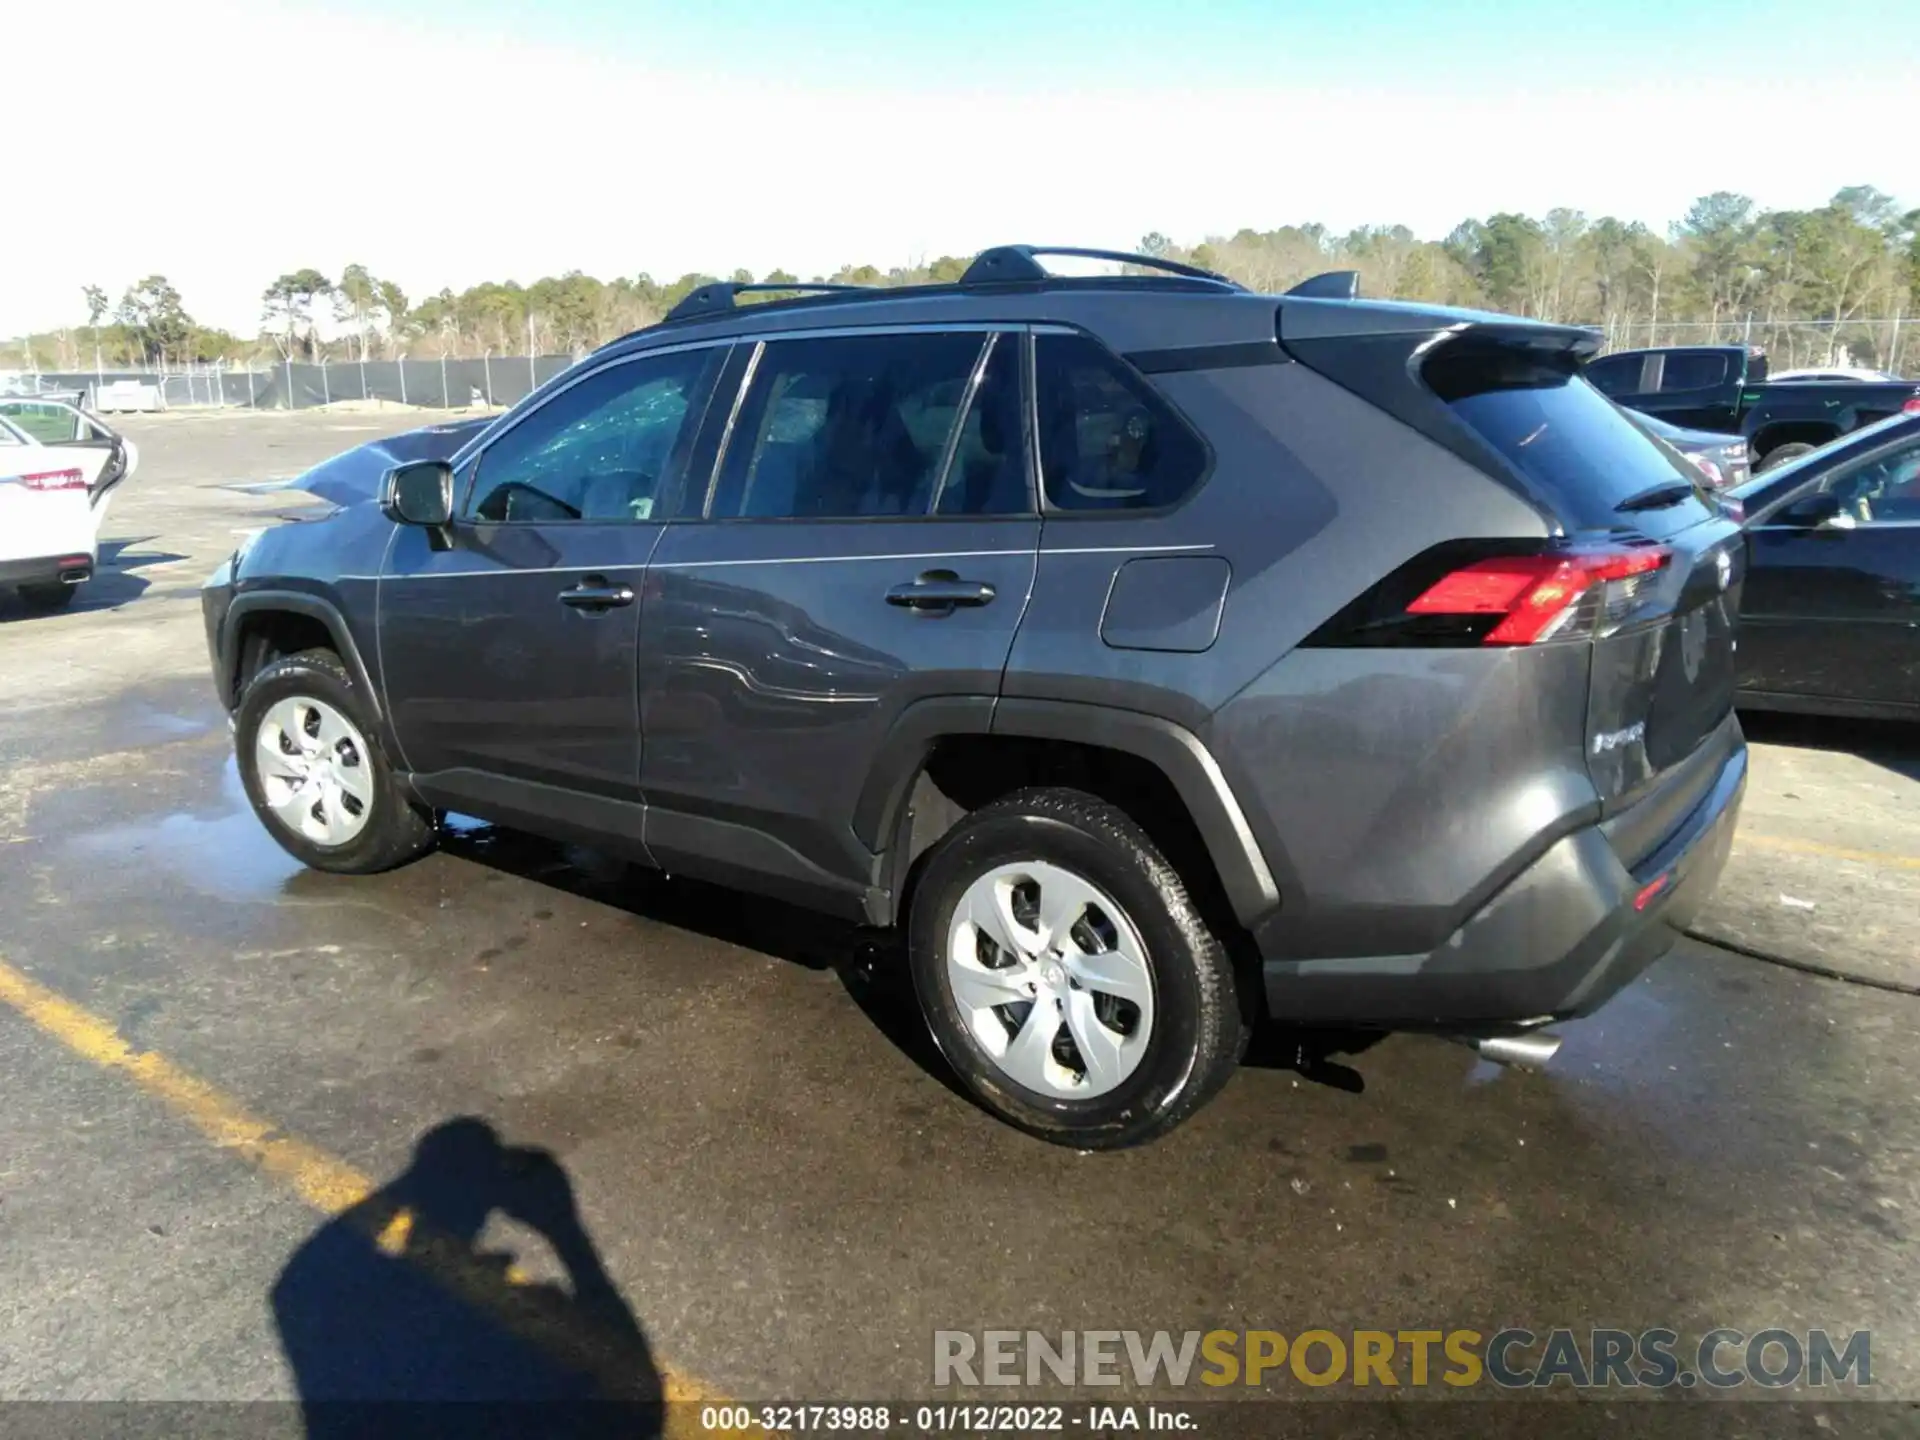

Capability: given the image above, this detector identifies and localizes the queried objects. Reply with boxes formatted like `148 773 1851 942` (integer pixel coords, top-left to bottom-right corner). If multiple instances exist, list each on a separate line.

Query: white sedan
0 398 137 612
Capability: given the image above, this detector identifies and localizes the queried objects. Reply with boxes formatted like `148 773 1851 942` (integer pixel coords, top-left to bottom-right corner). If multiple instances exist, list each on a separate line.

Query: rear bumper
0 553 93 588
1262 740 1747 1028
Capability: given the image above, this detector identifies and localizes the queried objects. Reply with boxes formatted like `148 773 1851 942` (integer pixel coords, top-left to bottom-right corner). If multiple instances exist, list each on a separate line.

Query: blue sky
7 0 1918 337
355 0 1908 88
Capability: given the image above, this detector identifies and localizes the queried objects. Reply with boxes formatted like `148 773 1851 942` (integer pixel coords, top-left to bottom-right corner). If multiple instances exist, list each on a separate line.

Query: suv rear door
637 327 1037 916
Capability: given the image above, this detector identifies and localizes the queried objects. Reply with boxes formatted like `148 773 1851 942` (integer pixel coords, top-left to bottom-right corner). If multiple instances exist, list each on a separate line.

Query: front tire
907 788 1243 1149
1756 441 1818 473
235 648 435 874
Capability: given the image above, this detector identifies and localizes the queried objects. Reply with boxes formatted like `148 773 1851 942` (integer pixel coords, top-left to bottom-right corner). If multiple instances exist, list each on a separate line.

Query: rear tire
907 787 1243 1149
1755 441 1818 473
18 584 78 612
235 648 435 874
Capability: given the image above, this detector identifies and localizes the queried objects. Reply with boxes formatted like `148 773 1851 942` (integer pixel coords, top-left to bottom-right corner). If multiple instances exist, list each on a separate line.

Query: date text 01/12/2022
698 1404 1196 1432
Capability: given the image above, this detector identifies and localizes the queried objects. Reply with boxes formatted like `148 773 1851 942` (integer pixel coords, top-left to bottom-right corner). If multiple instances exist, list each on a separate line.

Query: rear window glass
1428 347 1715 539
1658 351 1729 391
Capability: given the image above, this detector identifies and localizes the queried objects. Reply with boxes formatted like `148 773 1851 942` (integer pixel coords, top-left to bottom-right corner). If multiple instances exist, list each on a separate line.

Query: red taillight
1903 395 1920 415
1406 548 1670 645
20 468 87 492
1633 873 1672 911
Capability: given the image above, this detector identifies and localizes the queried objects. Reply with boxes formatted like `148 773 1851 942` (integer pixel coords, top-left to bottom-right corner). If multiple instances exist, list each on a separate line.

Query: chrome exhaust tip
1474 1032 1563 1069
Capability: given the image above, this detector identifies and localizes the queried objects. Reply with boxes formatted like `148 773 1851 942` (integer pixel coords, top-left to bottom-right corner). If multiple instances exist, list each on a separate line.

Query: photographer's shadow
272 1117 661 1438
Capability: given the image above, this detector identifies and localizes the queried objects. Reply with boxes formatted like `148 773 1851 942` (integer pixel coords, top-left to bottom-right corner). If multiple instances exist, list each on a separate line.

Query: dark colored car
202 247 1748 1148
1626 410 1751 489
1586 344 1920 471
1726 413 1920 721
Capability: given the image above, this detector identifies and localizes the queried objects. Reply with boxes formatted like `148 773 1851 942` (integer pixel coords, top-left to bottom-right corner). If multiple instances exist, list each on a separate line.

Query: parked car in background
1625 409 1750 489
1586 344 1920 472
1767 367 1904 384
0 376 88 407
0 399 137 612
202 246 1748 1148
1726 412 1920 720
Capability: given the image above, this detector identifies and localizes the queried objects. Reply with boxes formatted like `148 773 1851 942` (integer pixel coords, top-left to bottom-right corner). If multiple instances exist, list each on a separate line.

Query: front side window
466 348 715 523
707 331 1003 520
1811 438 1920 523
1035 332 1207 511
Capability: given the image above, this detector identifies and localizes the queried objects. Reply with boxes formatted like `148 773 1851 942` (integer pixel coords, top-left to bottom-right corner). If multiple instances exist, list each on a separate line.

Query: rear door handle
559 578 635 610
886 571 996 610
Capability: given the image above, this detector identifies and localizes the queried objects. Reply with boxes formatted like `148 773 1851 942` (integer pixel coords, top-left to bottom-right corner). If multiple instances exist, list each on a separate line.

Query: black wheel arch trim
853 695 1283 930
851 696 997 853
222 590 384 722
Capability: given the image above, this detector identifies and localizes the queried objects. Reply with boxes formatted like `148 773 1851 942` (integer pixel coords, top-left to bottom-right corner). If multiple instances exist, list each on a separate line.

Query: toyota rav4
203 246 1748 1148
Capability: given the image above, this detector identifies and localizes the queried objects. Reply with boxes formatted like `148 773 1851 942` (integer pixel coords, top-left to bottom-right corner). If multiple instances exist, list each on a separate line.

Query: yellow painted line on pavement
0 954 753 1434
1741 832 1920 873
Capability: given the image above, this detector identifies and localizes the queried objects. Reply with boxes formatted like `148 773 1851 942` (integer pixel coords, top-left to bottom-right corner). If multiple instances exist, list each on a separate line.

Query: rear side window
1583 354 1643 398
1428 345 1715 539
1035 332 1207 511
1657 351 1729 391
935 333 1028 516
708 331 1001 519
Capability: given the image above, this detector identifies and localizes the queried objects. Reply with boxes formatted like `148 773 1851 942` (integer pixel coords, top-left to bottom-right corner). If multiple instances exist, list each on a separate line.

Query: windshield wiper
1615 481 1699 512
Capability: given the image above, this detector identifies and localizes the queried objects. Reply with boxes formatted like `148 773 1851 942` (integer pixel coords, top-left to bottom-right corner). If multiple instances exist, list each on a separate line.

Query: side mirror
1781 490 1844 529
382 460 454 528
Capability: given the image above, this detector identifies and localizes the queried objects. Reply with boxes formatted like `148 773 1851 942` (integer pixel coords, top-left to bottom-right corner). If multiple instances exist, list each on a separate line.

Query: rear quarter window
1427 345 1716 540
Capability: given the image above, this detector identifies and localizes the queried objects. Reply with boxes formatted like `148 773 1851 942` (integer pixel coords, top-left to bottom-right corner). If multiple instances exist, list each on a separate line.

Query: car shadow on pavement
87 537 188 609
1738 708 1920 783
438 821 1383 1108
0 536 186 619
272 1116 662 1439
438 822 859 973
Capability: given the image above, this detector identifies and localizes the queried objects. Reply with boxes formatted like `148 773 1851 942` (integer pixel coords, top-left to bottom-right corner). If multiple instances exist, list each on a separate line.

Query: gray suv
203 246 1748 1148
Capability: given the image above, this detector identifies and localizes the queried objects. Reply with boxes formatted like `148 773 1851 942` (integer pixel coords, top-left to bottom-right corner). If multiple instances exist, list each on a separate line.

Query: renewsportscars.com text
933 1328 1871 1390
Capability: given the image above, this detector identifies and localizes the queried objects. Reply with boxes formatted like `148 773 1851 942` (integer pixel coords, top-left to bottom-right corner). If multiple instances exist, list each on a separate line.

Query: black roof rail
665 281 870 323
960 245 1242 289
1285 270 1360 300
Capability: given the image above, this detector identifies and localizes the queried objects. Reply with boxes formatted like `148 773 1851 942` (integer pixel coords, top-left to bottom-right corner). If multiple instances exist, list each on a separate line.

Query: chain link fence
1597 316 1912 375
12 316 1916 412
13 354 578 412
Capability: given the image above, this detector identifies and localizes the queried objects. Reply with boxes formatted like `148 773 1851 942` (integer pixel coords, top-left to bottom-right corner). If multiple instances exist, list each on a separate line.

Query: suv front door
638 327 1038 915
378 343 725 845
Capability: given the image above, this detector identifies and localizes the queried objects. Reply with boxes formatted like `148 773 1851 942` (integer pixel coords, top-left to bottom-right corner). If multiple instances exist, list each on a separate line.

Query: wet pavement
1 412 1918 1426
